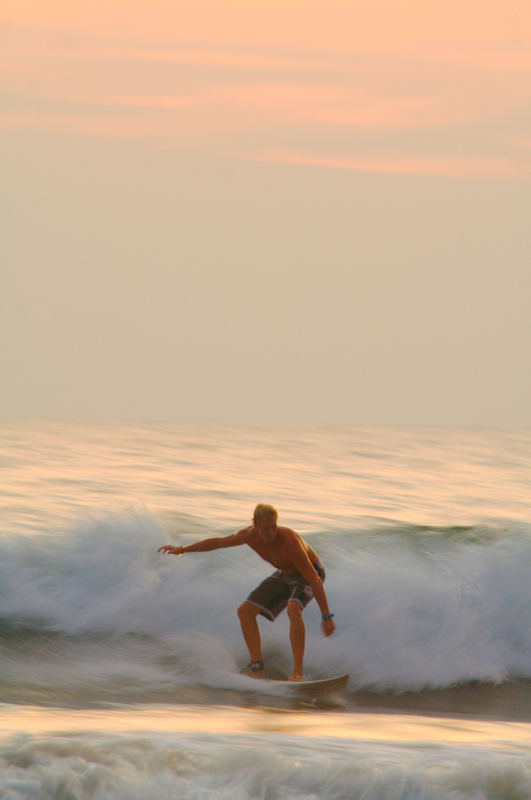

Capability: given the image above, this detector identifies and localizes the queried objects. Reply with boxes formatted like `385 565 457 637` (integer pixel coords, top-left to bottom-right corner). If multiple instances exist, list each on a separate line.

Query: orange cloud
0 109 177 138
255 152 530 179
8 0 530 52
216 83 477 129
105 96 195 110
4 0 530 180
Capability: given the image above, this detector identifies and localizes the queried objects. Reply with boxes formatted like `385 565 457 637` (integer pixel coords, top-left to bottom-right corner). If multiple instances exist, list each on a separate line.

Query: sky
2 0 531 426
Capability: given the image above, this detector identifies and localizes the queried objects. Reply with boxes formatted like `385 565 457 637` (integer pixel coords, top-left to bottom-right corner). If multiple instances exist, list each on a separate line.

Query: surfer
158 503 336 681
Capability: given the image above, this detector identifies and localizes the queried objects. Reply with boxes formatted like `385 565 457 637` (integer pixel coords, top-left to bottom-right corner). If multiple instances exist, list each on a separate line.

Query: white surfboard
265 673 350 693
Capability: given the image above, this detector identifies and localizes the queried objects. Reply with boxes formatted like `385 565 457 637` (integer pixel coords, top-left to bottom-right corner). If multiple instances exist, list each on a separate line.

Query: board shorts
246 562 326 621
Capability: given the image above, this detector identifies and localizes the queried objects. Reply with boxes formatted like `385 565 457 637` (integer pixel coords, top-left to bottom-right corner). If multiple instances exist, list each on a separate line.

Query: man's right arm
157 528 250 555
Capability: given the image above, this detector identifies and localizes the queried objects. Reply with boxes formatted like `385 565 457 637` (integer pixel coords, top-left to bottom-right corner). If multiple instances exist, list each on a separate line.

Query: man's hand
157 544 184 555
321 617 336 637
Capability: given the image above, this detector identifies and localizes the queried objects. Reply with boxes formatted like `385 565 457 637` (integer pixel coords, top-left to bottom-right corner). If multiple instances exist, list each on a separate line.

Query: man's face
256 519 278 542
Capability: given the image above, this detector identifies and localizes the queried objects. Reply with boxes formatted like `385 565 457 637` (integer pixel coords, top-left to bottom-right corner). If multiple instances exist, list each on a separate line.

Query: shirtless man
158 503 336 681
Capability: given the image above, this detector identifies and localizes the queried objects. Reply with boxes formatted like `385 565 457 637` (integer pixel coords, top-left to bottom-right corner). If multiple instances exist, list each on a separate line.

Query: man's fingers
321 620 336 637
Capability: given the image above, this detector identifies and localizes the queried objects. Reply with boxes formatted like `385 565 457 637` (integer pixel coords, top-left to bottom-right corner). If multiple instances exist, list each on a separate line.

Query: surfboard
265 673 349 694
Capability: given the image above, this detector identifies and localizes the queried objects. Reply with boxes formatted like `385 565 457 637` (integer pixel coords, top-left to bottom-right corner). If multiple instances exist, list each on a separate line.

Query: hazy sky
3 0 531 425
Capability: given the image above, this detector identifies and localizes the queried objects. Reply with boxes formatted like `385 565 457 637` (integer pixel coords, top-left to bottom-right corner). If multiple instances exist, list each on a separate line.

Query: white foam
1 728 530 800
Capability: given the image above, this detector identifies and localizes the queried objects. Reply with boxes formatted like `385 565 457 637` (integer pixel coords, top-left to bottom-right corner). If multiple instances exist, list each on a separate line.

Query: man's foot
288 673 304 682
241 660 264 679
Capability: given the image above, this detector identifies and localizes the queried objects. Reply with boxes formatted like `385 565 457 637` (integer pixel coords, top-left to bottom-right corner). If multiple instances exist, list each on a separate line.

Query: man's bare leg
287 600 305 680
237 601 264 677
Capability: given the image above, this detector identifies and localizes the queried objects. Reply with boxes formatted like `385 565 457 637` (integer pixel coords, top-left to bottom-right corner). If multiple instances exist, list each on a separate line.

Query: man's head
253 504 278 541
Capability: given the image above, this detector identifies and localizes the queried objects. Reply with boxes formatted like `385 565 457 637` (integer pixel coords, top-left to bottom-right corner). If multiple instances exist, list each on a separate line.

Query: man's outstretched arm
158 529 248 555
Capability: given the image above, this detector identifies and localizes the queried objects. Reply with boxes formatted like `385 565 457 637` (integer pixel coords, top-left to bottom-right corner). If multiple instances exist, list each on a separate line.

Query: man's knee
287 600 303 620
238 601 259 622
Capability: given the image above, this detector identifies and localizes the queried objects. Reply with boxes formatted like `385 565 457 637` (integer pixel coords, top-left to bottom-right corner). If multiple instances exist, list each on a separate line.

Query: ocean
1 420 530 798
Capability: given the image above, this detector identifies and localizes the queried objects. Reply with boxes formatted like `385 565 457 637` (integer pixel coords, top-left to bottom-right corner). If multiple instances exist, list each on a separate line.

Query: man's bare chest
248 540 296 572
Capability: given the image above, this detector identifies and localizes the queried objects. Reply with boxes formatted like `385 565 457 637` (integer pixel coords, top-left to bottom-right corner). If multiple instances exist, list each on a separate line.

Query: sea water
1 420 530 798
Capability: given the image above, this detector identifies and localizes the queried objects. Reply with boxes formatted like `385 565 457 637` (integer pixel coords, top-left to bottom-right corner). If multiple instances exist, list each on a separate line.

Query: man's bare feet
241 660 264 679
242 668 264 679
288 673 304 681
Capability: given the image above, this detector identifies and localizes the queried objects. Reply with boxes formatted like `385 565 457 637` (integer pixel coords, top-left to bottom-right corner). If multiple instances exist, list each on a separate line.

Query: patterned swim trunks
246 562 326 621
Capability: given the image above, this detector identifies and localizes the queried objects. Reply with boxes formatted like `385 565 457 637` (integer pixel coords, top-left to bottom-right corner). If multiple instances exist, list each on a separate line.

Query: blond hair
253 504 278 525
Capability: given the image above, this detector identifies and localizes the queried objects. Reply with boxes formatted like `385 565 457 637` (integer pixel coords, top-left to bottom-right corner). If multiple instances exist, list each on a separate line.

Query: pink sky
3 1 531 425
3 0 531 177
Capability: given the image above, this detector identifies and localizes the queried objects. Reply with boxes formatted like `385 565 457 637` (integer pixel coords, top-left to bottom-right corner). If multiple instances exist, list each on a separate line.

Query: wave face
1 512 530 700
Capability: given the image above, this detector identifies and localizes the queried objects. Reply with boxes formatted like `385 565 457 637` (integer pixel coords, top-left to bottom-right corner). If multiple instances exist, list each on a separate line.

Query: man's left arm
287 541 336 637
